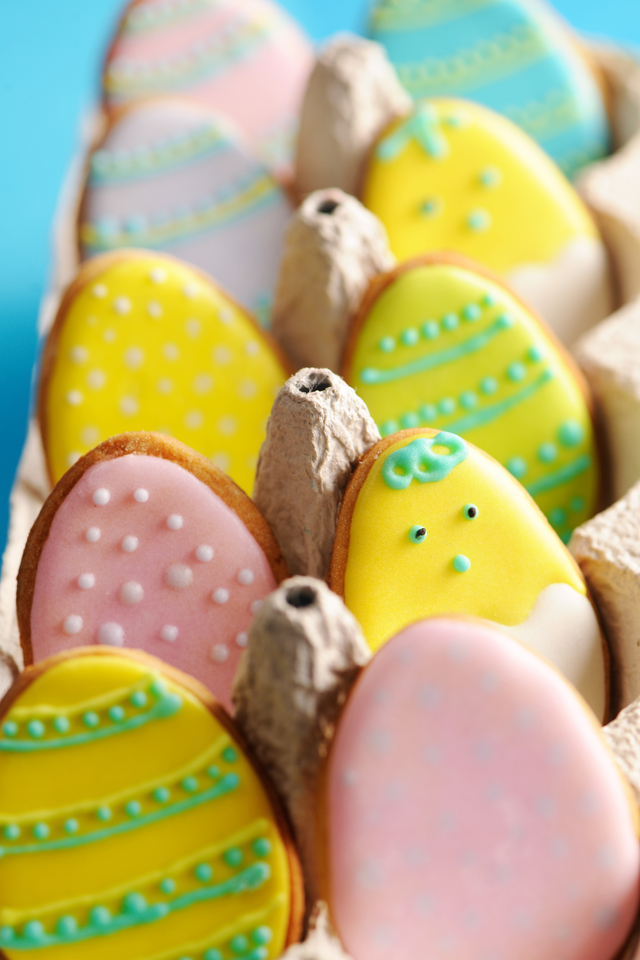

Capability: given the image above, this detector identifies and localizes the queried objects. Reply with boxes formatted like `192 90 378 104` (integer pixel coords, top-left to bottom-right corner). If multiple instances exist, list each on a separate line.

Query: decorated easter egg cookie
362 98 614 344
79 99 293 323
39 251 290 493
0 646 303 959
343 254 600 539
103 0 314 172
322 618 639 960
329 428 608 720
17 433 288 712
368 0 611 179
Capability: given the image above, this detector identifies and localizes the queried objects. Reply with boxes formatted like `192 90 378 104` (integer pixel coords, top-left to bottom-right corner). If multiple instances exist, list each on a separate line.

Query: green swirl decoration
382 433 468 490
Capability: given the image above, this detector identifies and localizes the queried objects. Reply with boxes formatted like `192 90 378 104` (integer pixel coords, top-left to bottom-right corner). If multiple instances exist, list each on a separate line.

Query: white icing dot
579 791 600 815
120 581 144 605
186 318 200 337
150 267 166 284
124 346 144 369
66 390 83 406
120 396 138 416
183 282 198 299
103 329 116 343
596 845 616 869
239 379 257 400
535 795 555 818
70 346 88 364
77 573 95 590
134 488 149 503
147 301 162 318
512 909 532 931
163 343 179 361
418 684 441 708
86 527 101 542
167 514 183 530
87 369 106 389
92 284 107 298
550 836 569 858
448 640 468 662
81 426 99 446
87 315 98 327
185 410 204 430
218 306 233 325
368 728 392 752
114 296 131 314
251 599 264 615
342 768 358 786
93 488 110 506
548 743 567 766
516 706 535 731
218 415 237 436
235 632 248 648
213 346 232 365
237 568 255 585
157 378 173 394
474 739 493 762
66 452 81 467
165 564 193 589
213 588 230 604
64 615 83 635
121 535 139 553
161 625 179 642
423 744 442 765
98 622 125 646
245 340 259 356
196 544 214 562
211 452 230 472
480 671 499 692
193 373 213 394
210 643 229 662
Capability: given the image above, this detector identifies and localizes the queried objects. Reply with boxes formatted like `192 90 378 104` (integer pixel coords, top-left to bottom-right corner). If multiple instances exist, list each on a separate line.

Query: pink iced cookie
324 618 640 960
17 433 288 712
103 0 314 173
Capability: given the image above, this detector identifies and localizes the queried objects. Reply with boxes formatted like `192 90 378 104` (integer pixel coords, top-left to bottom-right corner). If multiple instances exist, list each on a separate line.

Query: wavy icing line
382 433 468 489
525 454 592 498
372 0 494 32
122 0 218 35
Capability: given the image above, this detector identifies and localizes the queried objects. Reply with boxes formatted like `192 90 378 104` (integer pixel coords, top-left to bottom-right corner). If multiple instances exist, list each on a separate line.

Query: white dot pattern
64 615 83 635
161 624 179 642
165 564 193 590
93 489 110 506
98 622 125 646
119 581 144 605
238 568 255 585
121 536 139 553
134 488 149 503
86 527 101 543
196 545 214 562
213 588 230 605
77 574 95 590
211 643 229 662
167 514 183 530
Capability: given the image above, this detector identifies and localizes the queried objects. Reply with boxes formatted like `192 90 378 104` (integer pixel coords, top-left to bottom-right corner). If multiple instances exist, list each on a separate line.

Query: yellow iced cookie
343 255 599 541
330 428 608 720
0 648 303 960
40 252 290 492
362 98 613 344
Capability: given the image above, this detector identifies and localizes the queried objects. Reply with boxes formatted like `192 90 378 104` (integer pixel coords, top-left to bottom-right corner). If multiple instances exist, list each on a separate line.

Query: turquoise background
0 0 639 552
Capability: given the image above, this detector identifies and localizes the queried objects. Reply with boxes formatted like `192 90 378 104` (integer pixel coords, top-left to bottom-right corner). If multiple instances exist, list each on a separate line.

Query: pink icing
30 454 277 711
326 618 640 960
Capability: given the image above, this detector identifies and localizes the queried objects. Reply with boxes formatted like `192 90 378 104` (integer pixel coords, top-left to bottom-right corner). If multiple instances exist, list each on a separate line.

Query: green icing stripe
0 861 269 950
0 773 240 859
0 691 182 754
359 314 512 385
525 454 592 498
444 368 554 434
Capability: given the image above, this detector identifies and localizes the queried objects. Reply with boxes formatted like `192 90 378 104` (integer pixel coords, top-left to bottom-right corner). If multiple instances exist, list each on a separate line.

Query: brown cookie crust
17 431 289 665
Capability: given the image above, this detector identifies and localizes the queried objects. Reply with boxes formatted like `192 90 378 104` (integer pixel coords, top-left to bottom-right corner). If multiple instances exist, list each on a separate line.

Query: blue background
1 0 639 553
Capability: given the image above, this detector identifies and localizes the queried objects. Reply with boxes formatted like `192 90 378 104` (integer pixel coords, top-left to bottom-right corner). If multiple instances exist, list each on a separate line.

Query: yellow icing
0 654 293 960
362 98 598 272
342 430 586 653
43 254 288 492
345 262 598 538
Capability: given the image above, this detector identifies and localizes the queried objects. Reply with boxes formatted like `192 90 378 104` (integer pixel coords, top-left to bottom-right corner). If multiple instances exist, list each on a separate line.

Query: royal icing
26 453 279 712
80 99 292 324
331 429 607 719
40 253 288 492
325 618 639 960
368 0 611 179
103 0 313 172
344 259 599 539
362 98 613 344
0 650 298 958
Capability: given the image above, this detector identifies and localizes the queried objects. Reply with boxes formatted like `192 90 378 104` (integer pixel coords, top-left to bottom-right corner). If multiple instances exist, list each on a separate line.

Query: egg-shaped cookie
17 433 288 713
368 0 611 180
79 99 292 324
362 98 613 345
322 617 639 960
343 254 599 539
0 647 303 959
329 428 608 720
39 251 290 493
103 0 313 172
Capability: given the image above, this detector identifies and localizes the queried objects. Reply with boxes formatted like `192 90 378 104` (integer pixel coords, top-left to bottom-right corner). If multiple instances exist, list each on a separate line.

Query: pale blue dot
253 837 272 857
195 863 213 882
97 806 112 822
480 377 498 395
462 303 481 322
207 765 219 778
182 776 199 793
252 926 273 945
438 397 456 416
527 344 545 362
507 457 527 479
549 507 568 528
400 412 420 429
571 496 585 513
400 327 419 346
558 419 584 448
482 292 497 307
23 921 45 942
83 711 99 729
479 165 502 188
95 217 118 238
460 391 477 410
467 208 491 232
497 312 515 329
379 336 395 353
56 916 77 937
453 554 471 573
123 892 147 915
538 442 557 464
507 362 526 382
419 404 436 423
421 197 442 217
125 800 141 817
27 719 45 739
442 312 459 331
224 847 244 867
90 907 111 927
33 822 49 840
124 215 147 234
160 878 176 895
3 824 20 841
422 320 439 339
64 819 79 835
153 786 170 803
231 935 249 955
0 926 15 945
381 420 398 437
130 690 148 708
2 721 18 738
108 705 125 722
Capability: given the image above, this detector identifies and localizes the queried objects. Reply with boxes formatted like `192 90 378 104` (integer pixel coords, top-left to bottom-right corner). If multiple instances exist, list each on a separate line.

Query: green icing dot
538 443 557 464
130 690 148 708
399 412 420 429
400 327 419 346
252 926 273 945
83 711 99 729
482 292 497 307
560 530 572 545
51 716 70 736
0 926 15 944
507 362 526 383
422 320 439 339
160 877 176 895
182 776 199 794
549 507 568 527
2 721 18 738
149 678 167 698
64 819 79 835
480 377 497 396
207 765 220 779
463 504 479 520
558 419 584 448
527 344 545 363
3 825 20 841
23 921 45 942
56 916 77 937
123 892 147 915
108 705 125 722
479 165 502 188
421 197 442 217
379 336 395 353
195 863 213 883
442 312 459 331
153 786 170 804
97 806 112 822
204 951 223 960
224 847 244 868
125 800 142 818
408 525 427 544
462 303 481 322
438 398 456 416
507 457 527 479
222 747 237 763
497 312 515 329
231 935 249 955
467 208 491 232
381 420 398 438
27 720 45 739
419 404 436 423
571 496 586 513
33 823 49 840
453 554 471 573
460 391 477 410
90 906 111 927
253 837 272 857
